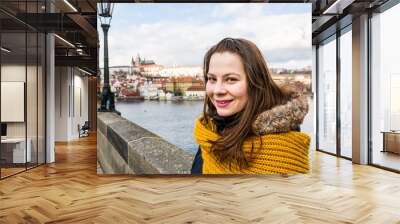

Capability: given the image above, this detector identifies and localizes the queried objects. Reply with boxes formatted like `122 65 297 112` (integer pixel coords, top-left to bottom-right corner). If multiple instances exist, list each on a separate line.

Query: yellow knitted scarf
193 118 310 174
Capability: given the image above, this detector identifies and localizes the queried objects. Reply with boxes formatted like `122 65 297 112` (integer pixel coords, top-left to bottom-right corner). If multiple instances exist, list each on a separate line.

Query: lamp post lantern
98 2 116 112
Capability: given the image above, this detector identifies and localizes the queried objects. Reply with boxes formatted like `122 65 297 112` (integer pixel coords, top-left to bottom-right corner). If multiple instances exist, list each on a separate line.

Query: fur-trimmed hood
252 84 309 135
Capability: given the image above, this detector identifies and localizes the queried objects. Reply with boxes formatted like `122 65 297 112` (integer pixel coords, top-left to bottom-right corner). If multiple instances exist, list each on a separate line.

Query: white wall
54 67 89 141
2 63 46 164
72 71 89 138
1 65 41 137
1 82 25 122
55 66 69 141
1 64 26 81
1 64 26 138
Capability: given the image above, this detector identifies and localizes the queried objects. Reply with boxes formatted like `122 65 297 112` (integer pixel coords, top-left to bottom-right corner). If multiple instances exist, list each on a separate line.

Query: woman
191 37 310 174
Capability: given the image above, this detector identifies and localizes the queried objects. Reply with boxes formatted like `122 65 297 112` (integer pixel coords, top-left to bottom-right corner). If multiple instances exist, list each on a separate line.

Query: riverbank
117 96 204 102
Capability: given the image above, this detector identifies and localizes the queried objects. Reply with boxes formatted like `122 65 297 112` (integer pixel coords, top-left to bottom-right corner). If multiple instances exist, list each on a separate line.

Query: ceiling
0 0 395 75
0 0 97 75
310 0 390 44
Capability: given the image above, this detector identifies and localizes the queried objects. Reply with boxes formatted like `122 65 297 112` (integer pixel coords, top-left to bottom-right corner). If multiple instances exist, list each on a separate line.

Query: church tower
131 57 135 67
134 54 141 66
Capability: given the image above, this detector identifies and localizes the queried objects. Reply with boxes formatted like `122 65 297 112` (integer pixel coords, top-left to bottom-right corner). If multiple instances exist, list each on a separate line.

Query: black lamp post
98 2 116 112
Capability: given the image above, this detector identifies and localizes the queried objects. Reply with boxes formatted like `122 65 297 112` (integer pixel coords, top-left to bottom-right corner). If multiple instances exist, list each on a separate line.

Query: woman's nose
214 80 227 95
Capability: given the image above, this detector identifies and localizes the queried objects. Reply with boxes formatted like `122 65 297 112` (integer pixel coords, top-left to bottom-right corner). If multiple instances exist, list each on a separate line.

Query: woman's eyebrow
207 73 240 77
225 73 240 77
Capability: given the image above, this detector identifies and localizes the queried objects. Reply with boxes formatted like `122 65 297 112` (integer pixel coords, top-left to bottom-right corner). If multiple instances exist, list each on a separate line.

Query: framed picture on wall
1 81 25 122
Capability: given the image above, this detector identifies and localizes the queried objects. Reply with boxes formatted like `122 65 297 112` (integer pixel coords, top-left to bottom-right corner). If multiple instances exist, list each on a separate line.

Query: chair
78 121 90 138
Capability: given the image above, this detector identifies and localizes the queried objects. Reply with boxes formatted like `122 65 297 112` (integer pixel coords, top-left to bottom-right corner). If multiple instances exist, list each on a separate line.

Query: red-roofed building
120 88 140 97
165 76 201 96
186 86 205 91
185 85 206 99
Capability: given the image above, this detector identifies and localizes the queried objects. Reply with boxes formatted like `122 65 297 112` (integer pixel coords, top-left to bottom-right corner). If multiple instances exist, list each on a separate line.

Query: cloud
99 4 311 69
211 4 264 18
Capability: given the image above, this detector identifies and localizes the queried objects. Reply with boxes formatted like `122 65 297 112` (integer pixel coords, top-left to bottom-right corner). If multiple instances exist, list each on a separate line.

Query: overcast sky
98 3 311 69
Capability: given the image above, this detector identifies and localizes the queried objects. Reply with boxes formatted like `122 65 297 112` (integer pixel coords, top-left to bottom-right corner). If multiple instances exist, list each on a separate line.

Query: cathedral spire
134 53 141 66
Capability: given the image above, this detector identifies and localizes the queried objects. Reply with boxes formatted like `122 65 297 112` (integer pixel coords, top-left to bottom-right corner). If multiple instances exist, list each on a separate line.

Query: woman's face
206 51 249 117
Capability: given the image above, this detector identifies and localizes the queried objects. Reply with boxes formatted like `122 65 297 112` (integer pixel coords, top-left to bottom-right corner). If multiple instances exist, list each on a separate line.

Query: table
381 131 400 154
1 138 31 163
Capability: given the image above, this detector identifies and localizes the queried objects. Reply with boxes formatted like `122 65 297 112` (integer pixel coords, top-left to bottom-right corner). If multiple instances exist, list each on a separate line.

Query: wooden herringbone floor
1 134 400 224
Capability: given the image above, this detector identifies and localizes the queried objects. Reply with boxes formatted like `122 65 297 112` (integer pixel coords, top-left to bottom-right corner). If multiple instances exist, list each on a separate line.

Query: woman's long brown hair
203 37 291 169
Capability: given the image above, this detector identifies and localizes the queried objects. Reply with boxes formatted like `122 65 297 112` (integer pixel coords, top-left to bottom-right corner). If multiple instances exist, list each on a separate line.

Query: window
371 3 400 171
317 35 337 154
339 27 352 158
0 1 46 179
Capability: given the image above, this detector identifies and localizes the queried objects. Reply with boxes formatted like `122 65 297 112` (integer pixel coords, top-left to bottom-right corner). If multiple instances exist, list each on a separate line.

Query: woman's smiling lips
215 99 233 108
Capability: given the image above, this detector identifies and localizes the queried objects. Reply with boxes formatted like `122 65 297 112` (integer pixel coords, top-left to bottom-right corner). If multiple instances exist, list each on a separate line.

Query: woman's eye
226 77 238 82
207 77 216 82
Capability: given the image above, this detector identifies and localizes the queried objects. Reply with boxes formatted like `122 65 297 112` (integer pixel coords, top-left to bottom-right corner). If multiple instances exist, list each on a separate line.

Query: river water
116 98 314 155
